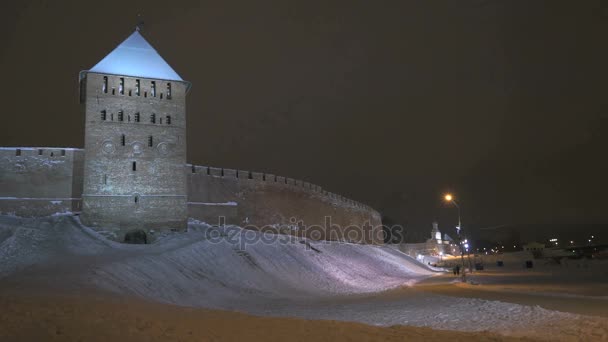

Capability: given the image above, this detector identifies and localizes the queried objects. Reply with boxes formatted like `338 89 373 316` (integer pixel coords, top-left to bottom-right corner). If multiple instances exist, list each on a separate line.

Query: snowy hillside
0 214 433 306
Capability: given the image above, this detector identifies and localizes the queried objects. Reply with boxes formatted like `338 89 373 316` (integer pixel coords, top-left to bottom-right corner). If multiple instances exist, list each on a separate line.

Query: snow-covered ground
1 214 607 341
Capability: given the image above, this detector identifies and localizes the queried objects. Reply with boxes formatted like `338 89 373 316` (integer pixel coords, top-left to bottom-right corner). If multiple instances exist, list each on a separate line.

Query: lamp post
444 193 466 282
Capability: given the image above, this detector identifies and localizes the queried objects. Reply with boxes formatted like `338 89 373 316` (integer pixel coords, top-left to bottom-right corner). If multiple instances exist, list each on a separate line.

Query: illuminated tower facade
79 30 189 240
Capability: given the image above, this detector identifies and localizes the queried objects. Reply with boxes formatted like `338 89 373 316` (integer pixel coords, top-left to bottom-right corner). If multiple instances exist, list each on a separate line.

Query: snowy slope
0 215 433 305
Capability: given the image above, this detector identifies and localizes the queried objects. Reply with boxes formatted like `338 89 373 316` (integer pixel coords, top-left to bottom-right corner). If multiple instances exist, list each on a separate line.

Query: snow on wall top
90 31 183 81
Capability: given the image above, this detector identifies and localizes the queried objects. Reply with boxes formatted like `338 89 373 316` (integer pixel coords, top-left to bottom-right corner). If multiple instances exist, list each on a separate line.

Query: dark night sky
1 1 607 238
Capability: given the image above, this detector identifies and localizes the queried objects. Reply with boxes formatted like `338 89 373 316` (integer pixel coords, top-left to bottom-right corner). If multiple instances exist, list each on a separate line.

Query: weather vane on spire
136 14 144 32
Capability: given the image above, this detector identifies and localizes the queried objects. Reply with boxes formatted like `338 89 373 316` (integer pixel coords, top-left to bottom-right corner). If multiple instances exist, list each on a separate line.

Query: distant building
399 222 461 258
523 242 545 252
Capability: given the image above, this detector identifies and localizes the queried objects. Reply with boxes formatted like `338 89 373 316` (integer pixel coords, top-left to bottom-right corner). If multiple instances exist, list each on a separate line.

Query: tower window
103 174 107 185
119 78 124 95
166 115 172 125
118 111 124 122
110 113 114 121
134 195 139 204
121 134 126 146
101 110 107 121
38 149 43 155
61 149 65 156
135 80 140 96
160 117 163 124
103 76 108 93
132 161 137 171
148 136 153 147
150 113 156 124
167 83 172 99
16 149 21 156
160 93 163 100
151 81 156 97
128 115 131 122
134 112 140 122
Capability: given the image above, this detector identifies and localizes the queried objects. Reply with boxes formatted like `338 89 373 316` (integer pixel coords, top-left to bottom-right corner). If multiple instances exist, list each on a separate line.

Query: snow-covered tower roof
89 30 183 81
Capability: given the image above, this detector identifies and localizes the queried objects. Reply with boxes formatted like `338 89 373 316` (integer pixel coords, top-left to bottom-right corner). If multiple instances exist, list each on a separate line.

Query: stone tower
79 30 189 241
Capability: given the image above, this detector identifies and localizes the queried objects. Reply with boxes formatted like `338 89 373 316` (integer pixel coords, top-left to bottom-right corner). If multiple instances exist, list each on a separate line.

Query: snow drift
0 214 433 307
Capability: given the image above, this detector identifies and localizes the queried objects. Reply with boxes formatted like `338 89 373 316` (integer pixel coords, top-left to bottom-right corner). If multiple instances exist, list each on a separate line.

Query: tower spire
136 13 144 32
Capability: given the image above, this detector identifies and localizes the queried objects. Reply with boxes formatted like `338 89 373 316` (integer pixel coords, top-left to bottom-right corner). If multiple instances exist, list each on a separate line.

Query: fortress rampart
0 147 383 244
0 148 84 216
187 165 383 244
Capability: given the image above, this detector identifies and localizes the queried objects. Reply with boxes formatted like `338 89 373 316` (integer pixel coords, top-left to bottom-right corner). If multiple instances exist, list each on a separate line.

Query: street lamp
444 194 461 234
444 193 467 281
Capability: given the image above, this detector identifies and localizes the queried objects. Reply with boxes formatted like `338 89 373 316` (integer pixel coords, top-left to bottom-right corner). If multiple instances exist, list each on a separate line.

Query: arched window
150 113 156 124
121 134 126 146
151 81 156 97
101 110 107 121
119 78 124 95
134 112 140 122
135 80 140 96
148 136 153 147
166 115 172 125
118 111 124 122
103 76 108 93
132 161 137 171
167 83 172 99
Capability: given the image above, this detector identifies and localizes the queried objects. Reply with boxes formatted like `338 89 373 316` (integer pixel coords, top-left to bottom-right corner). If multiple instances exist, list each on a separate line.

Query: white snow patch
188 201 238 206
